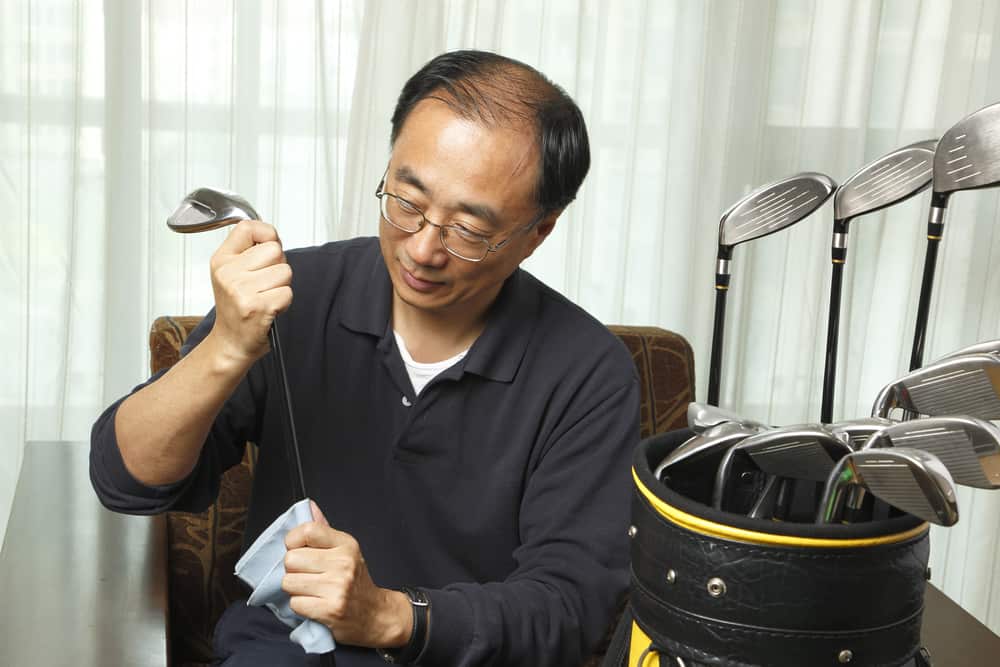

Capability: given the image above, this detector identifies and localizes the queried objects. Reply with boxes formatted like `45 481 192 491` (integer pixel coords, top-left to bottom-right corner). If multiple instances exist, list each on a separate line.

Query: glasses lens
382 195 423 232
440 227 488 262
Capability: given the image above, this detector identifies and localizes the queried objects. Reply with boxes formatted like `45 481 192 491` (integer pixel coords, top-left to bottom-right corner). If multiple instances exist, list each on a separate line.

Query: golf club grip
269 324 308 500
909 235 941 372
707 284 728 406
821 262 845 424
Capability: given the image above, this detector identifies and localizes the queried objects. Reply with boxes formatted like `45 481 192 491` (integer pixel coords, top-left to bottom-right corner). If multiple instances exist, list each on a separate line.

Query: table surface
0 441 168 667
1 442 998 666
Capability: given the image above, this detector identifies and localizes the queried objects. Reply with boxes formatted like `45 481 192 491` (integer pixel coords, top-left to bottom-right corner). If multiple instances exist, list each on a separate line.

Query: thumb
310 499 330 527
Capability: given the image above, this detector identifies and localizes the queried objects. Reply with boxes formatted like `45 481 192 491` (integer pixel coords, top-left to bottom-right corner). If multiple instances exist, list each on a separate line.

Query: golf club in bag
602 429 934 667
910 101 1000 371
707 173 836 406
821 140 936 423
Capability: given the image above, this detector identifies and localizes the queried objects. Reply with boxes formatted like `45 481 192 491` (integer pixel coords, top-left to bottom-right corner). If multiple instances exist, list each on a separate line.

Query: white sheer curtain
4 0 1000 630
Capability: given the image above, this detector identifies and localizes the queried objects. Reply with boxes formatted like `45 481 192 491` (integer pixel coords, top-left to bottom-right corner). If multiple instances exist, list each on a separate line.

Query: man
91 50 639 666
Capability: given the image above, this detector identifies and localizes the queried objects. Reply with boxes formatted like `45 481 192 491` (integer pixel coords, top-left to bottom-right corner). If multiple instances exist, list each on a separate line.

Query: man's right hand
208 220 294 366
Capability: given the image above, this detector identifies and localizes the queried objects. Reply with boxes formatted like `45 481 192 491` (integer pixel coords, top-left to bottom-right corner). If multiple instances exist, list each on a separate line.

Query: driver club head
861 415 1000 489
816 448 958 526
718 172 837 249
167 187 261 233
834 139 936 224
871 353 1000 420
933 101 1000 197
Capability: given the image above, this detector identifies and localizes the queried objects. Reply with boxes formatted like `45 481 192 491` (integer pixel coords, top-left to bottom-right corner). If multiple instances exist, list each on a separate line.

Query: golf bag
603 429 934 667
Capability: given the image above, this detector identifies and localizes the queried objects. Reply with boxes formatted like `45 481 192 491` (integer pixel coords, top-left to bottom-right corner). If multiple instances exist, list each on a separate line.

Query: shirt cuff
419 588 475 665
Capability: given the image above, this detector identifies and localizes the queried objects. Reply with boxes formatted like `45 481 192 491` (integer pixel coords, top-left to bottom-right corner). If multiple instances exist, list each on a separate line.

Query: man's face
379 98 556 324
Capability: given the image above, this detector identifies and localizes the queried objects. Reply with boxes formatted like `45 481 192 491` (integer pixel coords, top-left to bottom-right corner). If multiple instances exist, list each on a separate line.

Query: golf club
712 425 851 511
843 415 1000 520
166 187 307 501
932 338 1000 363
707 173 836 405
871 353 1000 421
654 421 765 481
816 448 958 526
911 101 1000 371
686 402 768 433
820 141 936 423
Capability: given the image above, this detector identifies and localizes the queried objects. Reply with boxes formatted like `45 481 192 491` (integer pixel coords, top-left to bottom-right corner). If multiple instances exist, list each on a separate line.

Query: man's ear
523 209 563 258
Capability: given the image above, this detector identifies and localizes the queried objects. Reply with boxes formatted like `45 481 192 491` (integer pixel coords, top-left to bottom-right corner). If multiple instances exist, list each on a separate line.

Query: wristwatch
376 586 430 664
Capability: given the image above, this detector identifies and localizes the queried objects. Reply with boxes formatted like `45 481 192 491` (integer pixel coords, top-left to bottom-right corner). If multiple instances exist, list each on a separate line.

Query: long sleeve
89 311 264 515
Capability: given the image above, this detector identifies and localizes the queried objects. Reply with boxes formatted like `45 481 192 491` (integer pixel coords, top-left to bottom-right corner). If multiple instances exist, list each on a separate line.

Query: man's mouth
400 263 444 292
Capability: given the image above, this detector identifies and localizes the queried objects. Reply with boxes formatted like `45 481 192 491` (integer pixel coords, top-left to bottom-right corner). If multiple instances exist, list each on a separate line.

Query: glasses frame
375 175 542 263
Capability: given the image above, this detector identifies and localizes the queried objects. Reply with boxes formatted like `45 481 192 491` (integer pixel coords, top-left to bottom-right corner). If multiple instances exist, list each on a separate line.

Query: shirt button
401 396 412 407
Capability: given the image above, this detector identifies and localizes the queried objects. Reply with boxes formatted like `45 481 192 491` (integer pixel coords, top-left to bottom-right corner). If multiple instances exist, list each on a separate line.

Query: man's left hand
283 500 413 649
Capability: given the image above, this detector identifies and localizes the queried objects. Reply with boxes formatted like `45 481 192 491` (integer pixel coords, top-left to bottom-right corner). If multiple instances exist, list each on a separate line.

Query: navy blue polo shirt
91 237 640 666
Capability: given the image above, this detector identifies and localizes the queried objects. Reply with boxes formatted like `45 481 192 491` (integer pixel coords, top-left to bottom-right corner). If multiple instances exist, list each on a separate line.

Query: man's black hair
390 50 590 216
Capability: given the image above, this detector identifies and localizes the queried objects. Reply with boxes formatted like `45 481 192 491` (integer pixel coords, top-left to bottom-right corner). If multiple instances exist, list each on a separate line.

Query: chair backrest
149 316 696 666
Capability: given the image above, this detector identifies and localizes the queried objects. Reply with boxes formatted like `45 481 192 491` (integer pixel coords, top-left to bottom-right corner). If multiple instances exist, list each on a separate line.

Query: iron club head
860 415 1000 489
871 353 1000 420
932 338 1000 363
167 187 261 233
686 402 768 433
712 425 851 510
654 421 765 481
816 448 958 525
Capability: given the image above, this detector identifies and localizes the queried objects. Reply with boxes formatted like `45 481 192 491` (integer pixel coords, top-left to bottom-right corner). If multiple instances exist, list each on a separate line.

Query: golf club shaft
910 197 948 371
269 324 308 500
707 256 731 406
821 260 846 423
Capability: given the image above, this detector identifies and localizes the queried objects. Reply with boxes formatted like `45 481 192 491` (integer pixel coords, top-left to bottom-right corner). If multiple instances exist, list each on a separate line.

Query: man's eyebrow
393 165 501 230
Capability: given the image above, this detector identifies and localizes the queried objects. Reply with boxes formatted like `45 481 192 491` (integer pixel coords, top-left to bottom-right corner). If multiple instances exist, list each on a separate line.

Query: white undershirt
394 330 469 396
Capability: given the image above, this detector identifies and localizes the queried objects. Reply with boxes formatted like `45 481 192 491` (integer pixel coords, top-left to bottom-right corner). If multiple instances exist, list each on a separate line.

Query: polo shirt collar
338 241 539 384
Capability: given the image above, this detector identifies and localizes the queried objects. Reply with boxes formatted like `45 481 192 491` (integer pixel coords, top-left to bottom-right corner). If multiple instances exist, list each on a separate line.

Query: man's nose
406 222 448 267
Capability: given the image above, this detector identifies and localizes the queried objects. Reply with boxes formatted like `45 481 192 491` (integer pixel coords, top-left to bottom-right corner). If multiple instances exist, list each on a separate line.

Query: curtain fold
4 0 1000 631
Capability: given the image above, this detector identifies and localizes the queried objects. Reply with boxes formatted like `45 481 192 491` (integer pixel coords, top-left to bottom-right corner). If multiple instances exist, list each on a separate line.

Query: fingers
285 521 359 551
310 499 330 526
215 220 280 260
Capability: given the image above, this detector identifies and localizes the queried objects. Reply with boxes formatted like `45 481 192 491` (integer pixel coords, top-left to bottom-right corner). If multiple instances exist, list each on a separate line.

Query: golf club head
712 425 851 509
167 187 261 233
861 415 1000 489
834 140 936 224
718 172 837 249
932 338 1000 363
871 353 1000 420
686 402 767 433
933 101 1000 196
828 417 895 450
816 448 958 525
654 421 765 480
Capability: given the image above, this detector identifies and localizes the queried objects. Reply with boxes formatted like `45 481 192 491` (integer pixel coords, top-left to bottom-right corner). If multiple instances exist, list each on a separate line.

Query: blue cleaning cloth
234 497 337 654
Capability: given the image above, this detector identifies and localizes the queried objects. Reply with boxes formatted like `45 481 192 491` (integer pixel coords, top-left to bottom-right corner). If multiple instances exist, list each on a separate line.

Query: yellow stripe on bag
628 621 660 666
633 469 928 548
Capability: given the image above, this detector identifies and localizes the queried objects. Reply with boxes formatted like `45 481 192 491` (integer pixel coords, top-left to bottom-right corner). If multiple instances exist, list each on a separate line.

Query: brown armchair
150 316 695 666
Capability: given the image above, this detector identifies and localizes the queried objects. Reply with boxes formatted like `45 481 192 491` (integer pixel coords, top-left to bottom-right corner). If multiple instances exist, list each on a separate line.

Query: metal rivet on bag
628 525 638 538
706 577 727 597
838 649 853 663
666 569 676 584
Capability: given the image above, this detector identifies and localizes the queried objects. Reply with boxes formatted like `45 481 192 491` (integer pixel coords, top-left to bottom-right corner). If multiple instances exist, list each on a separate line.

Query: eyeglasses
375 178 541 262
